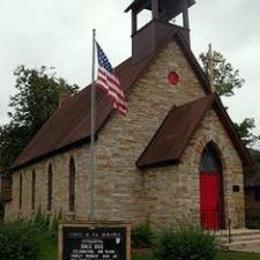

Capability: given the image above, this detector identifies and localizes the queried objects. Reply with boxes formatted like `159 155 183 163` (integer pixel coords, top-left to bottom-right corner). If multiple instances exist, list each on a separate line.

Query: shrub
246 217 260 229
30 207 63 239
49 209 63 238
0 221 39 259
31 207 50 232
132 222 154 248
154 225 217 260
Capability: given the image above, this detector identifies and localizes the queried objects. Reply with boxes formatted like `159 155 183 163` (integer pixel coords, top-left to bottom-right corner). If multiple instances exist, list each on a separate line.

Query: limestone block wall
92 40 206 224
5 145 92 221
144 108 245 229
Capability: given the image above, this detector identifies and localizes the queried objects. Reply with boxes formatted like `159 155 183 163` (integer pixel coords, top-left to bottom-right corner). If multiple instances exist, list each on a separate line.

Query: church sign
59 222 131 260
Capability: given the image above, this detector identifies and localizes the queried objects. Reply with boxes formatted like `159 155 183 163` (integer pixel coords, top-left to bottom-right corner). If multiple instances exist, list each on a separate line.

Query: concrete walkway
216 229 260 253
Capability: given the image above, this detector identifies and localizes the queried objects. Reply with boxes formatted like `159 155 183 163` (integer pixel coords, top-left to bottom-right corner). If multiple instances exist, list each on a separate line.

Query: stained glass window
200 143 220 173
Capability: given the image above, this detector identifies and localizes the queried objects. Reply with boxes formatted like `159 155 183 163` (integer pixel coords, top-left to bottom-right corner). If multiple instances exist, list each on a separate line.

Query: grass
37 234 58 260
216 251 260 260
132 255 154 260
132 251 260 260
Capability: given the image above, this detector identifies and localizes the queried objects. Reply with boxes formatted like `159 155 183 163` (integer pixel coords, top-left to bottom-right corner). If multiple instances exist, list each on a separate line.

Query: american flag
96 42 128 116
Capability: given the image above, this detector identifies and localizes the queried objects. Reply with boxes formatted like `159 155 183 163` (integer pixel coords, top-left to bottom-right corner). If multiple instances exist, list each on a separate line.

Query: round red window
168 71 180 86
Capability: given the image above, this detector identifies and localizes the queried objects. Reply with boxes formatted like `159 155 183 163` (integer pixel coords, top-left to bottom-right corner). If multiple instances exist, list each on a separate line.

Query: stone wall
5 145 92 221
5 40 245 229
143 108 245 229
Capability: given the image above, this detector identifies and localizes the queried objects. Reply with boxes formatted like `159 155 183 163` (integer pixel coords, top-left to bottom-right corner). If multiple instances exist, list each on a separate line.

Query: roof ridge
10 55 150 171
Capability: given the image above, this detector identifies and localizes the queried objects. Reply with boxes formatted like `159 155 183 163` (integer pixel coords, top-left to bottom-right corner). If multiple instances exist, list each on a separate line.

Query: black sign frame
59 222 131 260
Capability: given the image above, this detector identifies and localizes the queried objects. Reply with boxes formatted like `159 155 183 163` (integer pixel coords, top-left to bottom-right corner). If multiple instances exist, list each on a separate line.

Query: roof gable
137 95 214 168
137 94 253 169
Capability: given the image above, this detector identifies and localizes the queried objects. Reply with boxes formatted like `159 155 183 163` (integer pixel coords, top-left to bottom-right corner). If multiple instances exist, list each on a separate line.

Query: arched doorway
199 142 225 230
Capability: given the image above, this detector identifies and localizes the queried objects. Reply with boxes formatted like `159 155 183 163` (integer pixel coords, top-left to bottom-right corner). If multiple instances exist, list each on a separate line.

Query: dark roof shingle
137 94 253 168
11 56 152 170
137 95 214 168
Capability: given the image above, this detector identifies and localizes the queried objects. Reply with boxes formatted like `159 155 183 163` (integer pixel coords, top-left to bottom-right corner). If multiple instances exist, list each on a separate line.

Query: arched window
47 164 53 211
69 157 76 212
199 142 221 173
19 174 23 210
32 170 36 210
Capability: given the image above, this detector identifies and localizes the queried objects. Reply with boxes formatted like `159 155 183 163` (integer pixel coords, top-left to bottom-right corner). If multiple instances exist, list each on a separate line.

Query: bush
246 217 260 229
154 225 217 260
31 207 50 232
0 221 40 259
132 222 154 249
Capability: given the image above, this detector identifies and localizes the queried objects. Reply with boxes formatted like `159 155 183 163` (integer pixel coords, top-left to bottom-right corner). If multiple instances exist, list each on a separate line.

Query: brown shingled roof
125 0 195 13
245 173 260 188
137 95 214 168
137 94 253 168
10 31 252 171
11 55 153 171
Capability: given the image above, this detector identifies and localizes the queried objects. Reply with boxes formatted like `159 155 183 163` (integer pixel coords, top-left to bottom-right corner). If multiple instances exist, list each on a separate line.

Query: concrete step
215 229 260 251
216 229 260 238
228 239 260 250
231 231 260 238
228 234 260 243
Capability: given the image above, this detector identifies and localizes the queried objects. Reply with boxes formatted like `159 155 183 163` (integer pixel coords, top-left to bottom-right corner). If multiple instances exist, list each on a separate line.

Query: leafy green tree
200 51 259 147
249 148 260 170
200 51 245 97
0 66 79 170
234 119 260 147
0 123 30 170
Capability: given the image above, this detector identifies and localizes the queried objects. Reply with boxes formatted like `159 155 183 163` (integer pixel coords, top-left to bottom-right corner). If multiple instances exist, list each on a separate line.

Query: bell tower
125 0 195 62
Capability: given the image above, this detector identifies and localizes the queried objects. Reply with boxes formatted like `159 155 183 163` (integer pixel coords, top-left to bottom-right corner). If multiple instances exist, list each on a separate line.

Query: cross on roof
205 44 221 92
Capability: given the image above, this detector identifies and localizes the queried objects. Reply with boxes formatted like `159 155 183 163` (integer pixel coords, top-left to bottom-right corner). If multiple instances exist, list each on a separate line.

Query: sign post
59 222 131 260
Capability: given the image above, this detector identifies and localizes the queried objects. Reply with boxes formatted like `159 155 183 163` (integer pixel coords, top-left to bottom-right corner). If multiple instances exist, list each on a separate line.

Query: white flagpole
90 29 96 221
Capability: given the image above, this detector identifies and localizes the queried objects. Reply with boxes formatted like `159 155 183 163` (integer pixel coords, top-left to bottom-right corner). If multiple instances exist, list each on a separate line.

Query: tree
234 119 260 147
0 66 79 171
200 50 259 147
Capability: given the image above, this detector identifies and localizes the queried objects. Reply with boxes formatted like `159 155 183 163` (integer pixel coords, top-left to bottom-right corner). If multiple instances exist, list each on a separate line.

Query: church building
5 0 252 230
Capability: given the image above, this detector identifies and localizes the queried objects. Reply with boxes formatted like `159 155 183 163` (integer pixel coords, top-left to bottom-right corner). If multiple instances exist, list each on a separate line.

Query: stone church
4 0 252 230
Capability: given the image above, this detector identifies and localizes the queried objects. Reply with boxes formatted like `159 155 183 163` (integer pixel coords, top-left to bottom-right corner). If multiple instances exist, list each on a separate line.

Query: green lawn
39 236 260 260
216 251 260 260
132 251 260 260
37 234 58 260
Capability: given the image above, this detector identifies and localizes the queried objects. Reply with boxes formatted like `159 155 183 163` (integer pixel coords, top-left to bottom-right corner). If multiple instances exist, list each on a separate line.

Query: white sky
0 0 259 148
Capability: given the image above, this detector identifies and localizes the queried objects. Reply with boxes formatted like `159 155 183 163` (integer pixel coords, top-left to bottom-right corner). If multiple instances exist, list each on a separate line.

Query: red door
200 173 221 230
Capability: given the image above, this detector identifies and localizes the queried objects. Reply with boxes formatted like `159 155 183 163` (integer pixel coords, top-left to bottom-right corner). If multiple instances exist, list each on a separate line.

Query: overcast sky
0 0 259 148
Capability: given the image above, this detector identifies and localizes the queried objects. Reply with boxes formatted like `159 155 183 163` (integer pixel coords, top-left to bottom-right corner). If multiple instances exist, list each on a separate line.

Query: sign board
59 222 131 260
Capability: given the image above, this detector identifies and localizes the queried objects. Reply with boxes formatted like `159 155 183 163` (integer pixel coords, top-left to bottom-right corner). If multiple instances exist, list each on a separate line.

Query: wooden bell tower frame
125 0 196 62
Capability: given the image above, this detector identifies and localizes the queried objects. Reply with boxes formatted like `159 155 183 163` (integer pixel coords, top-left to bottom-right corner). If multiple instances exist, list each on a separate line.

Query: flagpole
90 28 96 221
